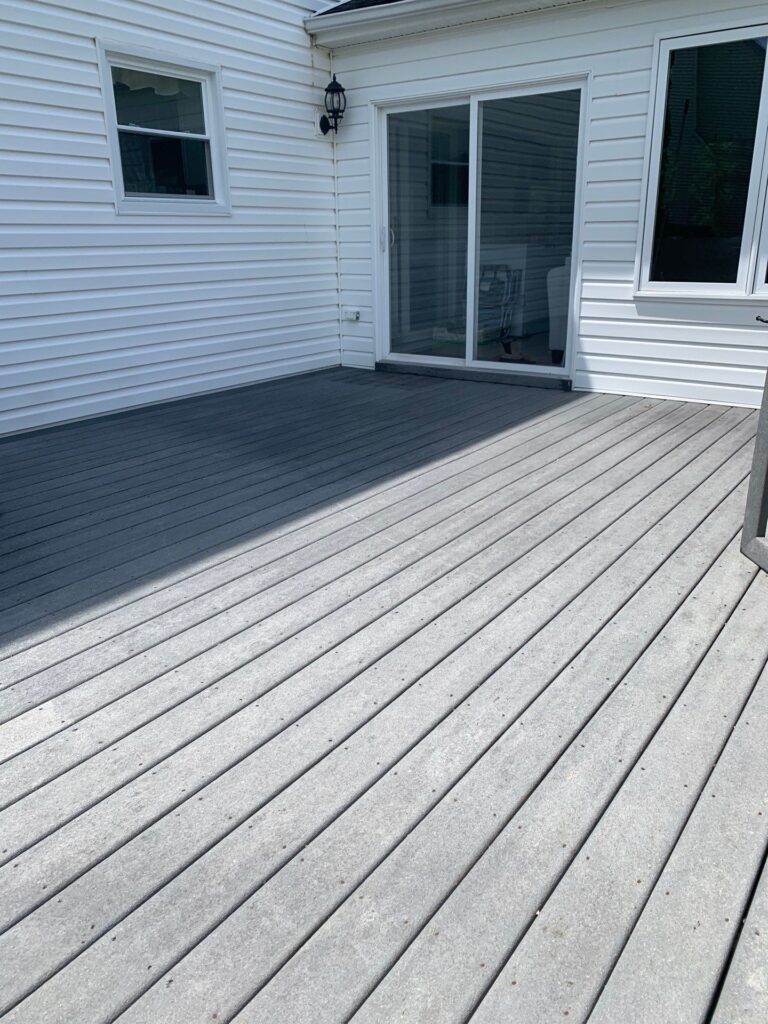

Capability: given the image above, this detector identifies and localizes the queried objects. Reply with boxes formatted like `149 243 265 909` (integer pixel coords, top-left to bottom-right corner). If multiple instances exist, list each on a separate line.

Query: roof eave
305 0 597 48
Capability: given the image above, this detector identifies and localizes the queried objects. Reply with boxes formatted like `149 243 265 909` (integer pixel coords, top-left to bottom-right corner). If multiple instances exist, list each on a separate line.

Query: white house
1 0 337 435
4 0 768 435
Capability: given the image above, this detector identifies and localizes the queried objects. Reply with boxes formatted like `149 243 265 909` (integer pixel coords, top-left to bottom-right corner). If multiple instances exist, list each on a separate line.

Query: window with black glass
430 114 470 207
111 66 213 199
649 35 767 285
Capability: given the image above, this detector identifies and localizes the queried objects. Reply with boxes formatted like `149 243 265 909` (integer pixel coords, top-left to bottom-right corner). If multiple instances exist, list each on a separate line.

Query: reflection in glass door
388 105 470 358
473 89 581 368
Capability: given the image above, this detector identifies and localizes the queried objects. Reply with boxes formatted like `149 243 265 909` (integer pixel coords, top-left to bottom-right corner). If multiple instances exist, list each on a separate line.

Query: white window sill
634 289 768 305
116 197 232 217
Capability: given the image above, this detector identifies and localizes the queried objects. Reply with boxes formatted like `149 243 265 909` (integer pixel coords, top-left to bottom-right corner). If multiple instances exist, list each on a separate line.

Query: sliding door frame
372 73 590 380
372 93 472 371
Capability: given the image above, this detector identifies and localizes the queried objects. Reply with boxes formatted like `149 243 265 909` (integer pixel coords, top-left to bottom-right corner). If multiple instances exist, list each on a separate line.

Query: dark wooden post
742 375 768 572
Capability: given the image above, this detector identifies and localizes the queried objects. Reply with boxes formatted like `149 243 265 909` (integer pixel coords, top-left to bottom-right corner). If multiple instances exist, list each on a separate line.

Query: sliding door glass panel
651 37 766 283
388 106 470 357
474 90 580 368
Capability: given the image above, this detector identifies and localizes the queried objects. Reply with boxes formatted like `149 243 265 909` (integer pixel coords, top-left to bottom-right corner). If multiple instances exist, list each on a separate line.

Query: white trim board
306 0 609 48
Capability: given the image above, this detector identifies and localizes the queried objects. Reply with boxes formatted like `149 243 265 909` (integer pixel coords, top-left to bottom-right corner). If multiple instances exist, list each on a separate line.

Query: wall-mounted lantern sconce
320 74 346 135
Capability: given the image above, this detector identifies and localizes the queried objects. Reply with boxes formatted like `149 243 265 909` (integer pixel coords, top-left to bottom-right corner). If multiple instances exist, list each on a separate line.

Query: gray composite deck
0 366 767 1024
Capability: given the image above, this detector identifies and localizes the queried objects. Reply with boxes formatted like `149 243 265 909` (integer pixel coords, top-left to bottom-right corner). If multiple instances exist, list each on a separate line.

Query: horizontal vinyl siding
332 0 768 406
0 0 338 434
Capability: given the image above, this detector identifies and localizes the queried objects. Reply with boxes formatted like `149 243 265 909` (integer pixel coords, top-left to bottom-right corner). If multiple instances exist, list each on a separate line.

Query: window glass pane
112 66 205 134
118 131 211 196
475 90 581 367
430 162 469 206
430 123 470 206
650 37 766 283
388 106 470 358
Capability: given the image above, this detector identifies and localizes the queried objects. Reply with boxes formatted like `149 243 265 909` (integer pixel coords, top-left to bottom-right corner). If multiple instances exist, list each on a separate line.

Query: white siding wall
0 0 338 434
331 0 768 407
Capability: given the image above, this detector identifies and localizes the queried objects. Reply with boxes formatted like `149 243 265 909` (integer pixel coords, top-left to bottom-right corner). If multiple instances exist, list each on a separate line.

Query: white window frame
97 42 231 216
637 23 768 301
754 154 768 297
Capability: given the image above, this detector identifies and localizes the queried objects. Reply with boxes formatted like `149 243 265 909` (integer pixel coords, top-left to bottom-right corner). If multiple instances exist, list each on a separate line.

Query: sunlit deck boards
1 367 767 1024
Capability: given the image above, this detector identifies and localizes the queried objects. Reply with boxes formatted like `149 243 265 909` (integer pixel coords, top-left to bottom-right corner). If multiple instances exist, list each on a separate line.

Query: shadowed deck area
1 366 768 1024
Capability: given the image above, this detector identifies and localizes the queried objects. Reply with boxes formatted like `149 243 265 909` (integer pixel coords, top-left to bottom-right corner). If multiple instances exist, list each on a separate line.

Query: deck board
0 379 566 641
0 389 557 597
0 380 547 556
350 534 757 1024
0 386 575 666
712 851 768 1024
468 550 768 1024
586 615 768 1024
0 368 765 1024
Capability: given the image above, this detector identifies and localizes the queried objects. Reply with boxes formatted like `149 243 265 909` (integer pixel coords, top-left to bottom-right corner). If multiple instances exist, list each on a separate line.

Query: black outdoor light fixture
320 74 346 135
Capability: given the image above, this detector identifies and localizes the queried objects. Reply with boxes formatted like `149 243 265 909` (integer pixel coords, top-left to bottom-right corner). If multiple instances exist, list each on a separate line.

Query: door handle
379 227 395 252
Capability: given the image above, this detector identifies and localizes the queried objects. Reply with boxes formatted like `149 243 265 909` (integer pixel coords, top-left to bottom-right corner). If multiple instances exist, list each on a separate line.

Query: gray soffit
742 374 768 572
317 0 407 13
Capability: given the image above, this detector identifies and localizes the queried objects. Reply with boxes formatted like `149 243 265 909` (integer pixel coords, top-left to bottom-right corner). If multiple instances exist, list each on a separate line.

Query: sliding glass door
388 105 470 359
473 90 581 368
385 84 583 374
